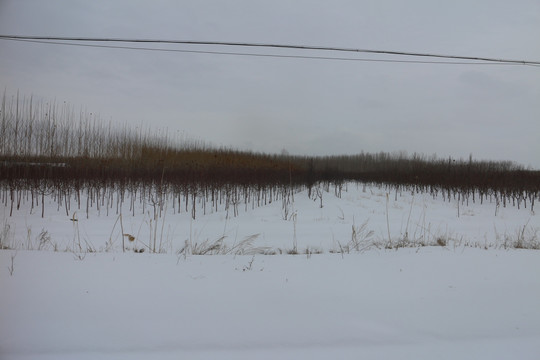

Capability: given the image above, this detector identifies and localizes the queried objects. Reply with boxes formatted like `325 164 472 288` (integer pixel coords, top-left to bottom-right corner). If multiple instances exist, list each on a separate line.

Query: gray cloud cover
1 0 539 168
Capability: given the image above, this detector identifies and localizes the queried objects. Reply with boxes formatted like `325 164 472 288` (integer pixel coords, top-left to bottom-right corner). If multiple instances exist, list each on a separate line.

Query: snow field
1 182 539 359
1 249 539 359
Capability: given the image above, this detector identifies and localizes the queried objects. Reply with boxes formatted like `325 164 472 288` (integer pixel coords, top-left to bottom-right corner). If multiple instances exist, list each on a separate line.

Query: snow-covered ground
1 183 539 359
2 183 538 253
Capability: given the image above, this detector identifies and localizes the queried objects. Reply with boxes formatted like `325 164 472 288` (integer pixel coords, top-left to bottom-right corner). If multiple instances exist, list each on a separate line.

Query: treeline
3 147 538 195
1 93 539 215
307 152 538 198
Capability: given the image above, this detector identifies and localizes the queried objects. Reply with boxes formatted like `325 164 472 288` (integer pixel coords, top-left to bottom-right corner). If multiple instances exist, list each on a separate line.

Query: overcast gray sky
1 0 539 168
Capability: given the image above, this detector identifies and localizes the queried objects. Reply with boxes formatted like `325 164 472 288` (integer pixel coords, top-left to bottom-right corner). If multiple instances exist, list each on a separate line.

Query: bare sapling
291 211 298 254
8 251 16 276
386 193 392 247
316 187 324 208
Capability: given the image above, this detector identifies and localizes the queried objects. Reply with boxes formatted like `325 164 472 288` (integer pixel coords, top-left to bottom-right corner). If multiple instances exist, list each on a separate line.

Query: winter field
1 182 540 359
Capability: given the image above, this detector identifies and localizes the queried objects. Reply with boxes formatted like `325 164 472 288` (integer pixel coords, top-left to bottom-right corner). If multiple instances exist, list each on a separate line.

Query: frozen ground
1 249 540 359
1 183 539 359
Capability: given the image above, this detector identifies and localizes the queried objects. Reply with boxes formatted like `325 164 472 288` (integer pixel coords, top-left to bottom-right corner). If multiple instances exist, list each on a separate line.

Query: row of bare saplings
305 151 539 211
2 92 538 219
1 151 539 219
1 159 305 219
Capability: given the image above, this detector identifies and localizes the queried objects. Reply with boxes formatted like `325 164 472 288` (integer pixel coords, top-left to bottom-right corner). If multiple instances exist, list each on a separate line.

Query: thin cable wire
1 35 539 66
3 38 527 66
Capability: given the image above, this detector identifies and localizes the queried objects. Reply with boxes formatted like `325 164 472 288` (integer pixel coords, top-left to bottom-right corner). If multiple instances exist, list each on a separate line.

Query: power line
1 34 539 66
2 38 526 66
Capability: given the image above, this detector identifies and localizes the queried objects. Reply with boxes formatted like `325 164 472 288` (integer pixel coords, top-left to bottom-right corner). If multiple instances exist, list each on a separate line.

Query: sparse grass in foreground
498 222 540 250
177 233 272 258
